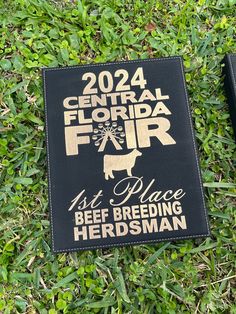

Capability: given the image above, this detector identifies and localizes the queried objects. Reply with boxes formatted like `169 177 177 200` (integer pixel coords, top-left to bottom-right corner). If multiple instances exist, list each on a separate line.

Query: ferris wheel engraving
92 121 126 152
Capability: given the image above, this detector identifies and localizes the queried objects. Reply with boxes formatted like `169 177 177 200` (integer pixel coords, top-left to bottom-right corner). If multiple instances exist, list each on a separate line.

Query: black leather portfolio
223 54 236 139
42 56 210 253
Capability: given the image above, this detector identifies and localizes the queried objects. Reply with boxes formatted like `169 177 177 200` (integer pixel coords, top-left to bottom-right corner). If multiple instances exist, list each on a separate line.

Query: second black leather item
42 56 210 253
223 54 236 140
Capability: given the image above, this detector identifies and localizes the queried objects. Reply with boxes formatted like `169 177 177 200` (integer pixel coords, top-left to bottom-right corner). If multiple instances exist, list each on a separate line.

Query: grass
0 0 236 313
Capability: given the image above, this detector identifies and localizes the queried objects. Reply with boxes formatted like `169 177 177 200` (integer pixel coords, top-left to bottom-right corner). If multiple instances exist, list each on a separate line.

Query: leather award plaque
42 56 210 253
223 53 236 140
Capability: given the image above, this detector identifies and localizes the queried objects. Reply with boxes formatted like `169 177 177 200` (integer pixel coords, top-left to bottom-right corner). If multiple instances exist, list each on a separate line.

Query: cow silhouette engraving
103 149 142 180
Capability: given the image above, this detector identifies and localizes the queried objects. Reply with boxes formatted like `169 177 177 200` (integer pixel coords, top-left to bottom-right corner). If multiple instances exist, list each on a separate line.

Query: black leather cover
42 56 210 253
223 54 236 139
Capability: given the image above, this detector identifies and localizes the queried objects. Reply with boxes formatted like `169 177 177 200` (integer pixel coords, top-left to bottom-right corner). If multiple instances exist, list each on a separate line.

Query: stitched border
42 56 181 72
42 56 210 254
43 69 55 252
52 233 210 253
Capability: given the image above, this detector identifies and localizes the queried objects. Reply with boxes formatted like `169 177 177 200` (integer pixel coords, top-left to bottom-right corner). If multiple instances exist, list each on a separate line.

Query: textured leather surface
224 54 236 139
42 57 210 253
